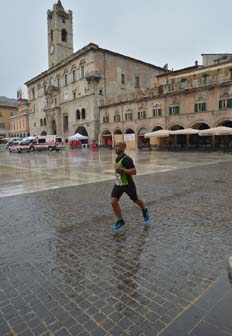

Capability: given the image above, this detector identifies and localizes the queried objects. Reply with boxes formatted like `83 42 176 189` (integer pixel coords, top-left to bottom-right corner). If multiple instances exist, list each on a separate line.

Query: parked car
4 138 21 150
16 138 35 153
8 141 20 153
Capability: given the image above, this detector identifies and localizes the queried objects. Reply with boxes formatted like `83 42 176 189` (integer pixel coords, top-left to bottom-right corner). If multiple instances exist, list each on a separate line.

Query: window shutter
227 99 232 108
219 100 222 109
169 107 172 115
202 102 206 111
194 104 198 112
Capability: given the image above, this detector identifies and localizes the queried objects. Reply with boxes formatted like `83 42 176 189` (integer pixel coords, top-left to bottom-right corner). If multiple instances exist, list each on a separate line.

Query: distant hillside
0 96 18 107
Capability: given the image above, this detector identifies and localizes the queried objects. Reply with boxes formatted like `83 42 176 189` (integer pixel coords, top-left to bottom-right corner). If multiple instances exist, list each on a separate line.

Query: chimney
195 60 198 66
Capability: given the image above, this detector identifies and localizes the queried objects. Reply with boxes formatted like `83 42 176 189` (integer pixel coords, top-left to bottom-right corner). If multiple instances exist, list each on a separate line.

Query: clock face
50 44 55 55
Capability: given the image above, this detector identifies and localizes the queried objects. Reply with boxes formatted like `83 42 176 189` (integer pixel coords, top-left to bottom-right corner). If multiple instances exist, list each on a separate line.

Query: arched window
81 108 86 119
61 29 67 42
40 119 43 126
44 118 46 126
76 110 80 120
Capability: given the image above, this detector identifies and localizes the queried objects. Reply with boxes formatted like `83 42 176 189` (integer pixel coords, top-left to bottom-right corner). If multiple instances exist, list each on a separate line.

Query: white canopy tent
169 128 200 135
68 133 88 140
199 126 232 136
145 130 170 138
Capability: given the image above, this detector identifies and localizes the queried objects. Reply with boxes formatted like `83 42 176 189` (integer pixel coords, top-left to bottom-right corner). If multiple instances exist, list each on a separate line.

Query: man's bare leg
111 197 122 220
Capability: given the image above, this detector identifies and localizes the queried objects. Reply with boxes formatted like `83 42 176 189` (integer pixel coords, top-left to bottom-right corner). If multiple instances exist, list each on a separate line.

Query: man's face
115 142 125 155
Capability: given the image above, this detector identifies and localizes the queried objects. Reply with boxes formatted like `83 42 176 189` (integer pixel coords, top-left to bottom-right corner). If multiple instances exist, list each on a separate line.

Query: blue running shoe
112 219 125 231
142 208 149 222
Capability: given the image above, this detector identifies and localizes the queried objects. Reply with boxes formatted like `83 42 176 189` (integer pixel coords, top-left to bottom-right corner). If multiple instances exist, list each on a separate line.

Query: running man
111 141 149 230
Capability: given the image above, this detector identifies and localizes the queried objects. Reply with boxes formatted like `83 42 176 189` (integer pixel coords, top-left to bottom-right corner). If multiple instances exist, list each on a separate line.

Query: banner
124 134 135 141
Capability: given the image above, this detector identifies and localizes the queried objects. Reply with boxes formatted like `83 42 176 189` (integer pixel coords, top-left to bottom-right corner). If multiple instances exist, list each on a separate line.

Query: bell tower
47 0 73 68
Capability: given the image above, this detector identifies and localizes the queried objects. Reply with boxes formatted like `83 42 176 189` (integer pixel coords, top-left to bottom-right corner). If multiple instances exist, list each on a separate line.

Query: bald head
115 141 126 155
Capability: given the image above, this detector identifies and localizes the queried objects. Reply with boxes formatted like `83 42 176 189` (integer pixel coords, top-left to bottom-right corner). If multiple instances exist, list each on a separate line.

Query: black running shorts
111 182 138 202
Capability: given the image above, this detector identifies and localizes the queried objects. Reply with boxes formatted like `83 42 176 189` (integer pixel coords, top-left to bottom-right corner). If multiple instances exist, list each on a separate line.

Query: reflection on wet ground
1 148 232 197
1 149 232 335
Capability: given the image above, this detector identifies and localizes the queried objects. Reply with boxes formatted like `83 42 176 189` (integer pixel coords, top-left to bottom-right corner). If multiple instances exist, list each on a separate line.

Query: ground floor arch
125 128 135 134
114 129 123 135
124 128 136 149
101 130 112 146
213 120 232 148
152 125 163 132
74 126 89 145
75 126 88 137
168 124 185 146
113 129 123 144
41 131 47 136
189 122 210 147
137 127 149 149
216 119 232 127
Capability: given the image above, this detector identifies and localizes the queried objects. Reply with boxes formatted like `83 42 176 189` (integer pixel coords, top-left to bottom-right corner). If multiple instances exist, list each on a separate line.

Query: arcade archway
215 120 232 148
137 127 149 148
74 126 88 144
124 128 136 149
169 124 185 146
113 129 123 144
75 126 88 137
190 122 210 147
101 130 112 146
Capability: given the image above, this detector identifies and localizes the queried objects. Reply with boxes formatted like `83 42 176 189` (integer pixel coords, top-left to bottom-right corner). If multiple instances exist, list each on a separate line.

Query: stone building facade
99 59 232 148
0 97 18 138
10 100 30 138
25 1 166 143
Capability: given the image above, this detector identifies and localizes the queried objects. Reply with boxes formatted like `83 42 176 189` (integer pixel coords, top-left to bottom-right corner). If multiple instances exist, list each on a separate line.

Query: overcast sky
1 0 232 99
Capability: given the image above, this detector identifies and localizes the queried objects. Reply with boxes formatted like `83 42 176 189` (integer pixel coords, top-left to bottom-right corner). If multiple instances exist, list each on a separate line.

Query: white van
30 135 64 151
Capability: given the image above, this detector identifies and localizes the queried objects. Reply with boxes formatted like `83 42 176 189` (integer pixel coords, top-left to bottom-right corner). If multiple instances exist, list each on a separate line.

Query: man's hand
115 164 124 173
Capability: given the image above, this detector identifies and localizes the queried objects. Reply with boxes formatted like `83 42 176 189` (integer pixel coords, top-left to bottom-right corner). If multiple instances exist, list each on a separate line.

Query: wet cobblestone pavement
1 157 232 335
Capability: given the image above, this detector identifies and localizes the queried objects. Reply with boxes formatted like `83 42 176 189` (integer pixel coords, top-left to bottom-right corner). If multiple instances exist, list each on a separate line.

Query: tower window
51 29 53 41
121 74 125 84
62 16 66 23
61 29 67 42
80 65 85 79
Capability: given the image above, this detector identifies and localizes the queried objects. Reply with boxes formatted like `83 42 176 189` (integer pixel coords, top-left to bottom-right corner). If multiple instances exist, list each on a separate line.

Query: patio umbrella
169 128 200 135
145 130 170 138
199 126 232 136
